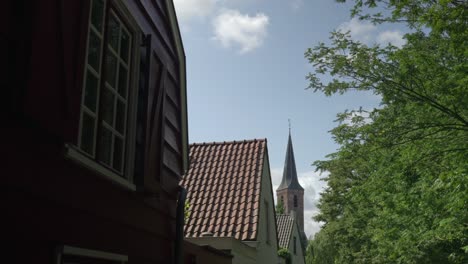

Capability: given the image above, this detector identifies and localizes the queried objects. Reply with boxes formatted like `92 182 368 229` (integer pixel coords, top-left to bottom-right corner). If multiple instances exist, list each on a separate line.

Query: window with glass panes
79 0 133 175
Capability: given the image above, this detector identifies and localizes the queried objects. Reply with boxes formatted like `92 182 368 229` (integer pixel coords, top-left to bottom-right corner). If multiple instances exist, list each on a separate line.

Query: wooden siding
125 0 184 197
4 0 186 263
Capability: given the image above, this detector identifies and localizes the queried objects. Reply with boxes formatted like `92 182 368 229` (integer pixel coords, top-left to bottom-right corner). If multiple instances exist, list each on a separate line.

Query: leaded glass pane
98 127 112 165
101 88 115 126
80 113 95 155
84 71 99 112
120 30 130 63
113 136 123 172
105 52 117 87
118 64 128 97
115 99 126 134
87 31 101 72
108 14 120 51
90 0 105 32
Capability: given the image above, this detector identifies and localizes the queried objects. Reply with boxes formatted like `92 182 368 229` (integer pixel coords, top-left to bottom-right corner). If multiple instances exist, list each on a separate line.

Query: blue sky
174 0 406 237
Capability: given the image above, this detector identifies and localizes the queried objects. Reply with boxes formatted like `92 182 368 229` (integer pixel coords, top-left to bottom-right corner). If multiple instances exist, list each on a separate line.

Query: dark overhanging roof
277 133 304 191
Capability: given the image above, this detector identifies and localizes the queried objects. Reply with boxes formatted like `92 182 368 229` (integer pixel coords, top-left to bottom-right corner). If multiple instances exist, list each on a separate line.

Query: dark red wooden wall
2 0 186 263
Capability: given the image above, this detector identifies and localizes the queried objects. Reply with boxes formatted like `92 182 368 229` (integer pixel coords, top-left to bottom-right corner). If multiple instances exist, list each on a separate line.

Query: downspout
174 187 187 264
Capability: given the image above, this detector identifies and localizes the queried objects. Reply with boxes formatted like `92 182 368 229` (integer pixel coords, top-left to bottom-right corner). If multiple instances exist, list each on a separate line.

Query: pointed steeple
277 130 304 190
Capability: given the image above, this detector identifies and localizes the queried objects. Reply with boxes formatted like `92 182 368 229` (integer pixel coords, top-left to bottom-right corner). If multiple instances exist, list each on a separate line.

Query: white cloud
338 17 376 44
338 18 406 49
271 168 283 194
298 170 328 238
298 171 327 210
212 9 269 54
271 168 329 238
377 30 406 48
173 0 216 21
304 209 323 238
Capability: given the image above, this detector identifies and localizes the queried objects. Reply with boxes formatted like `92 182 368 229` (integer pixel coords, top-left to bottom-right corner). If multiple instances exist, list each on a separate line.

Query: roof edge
190 138 267 146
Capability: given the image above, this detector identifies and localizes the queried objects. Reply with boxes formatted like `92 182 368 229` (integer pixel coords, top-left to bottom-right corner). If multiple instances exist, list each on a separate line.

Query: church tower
276 130 307 241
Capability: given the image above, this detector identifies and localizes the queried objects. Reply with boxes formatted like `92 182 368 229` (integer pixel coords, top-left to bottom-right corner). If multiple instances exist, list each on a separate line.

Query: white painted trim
114 0 141 184
60 245 128 262
65 144 136 191
78 0 108 158
77 0 143 182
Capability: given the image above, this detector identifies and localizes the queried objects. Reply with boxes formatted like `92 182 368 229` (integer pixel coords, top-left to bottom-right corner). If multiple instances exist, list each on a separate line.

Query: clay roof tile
181 139 267 240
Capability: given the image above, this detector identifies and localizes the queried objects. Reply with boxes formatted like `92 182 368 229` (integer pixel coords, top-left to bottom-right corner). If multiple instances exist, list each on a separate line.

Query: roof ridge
190 138 267 146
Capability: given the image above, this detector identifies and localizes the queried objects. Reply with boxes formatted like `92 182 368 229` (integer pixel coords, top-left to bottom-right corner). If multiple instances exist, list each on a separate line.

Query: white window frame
67 0 141 190
56 245 127 264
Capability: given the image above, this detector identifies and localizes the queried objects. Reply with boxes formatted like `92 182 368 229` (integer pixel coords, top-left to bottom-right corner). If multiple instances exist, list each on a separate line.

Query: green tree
306 230 337 264
184 201 190 222
305 0 468 263
278 247 292 264
276 198 285 214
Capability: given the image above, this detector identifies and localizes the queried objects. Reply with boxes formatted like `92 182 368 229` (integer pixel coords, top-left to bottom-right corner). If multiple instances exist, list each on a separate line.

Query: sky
173 0 406 238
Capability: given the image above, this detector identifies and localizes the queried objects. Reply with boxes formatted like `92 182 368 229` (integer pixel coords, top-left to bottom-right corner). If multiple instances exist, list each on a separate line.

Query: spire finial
288 119 291 134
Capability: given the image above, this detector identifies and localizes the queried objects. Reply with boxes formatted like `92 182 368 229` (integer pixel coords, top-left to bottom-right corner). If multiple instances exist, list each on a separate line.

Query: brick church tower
276 131 308 244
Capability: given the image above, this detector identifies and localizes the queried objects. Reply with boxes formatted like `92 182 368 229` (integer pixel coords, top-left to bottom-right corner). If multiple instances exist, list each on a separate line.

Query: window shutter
134 33 151 188
135 33 166 194
144 65 166 193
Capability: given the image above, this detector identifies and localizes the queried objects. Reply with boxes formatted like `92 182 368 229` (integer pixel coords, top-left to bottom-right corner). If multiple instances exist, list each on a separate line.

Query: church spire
277 127 304 191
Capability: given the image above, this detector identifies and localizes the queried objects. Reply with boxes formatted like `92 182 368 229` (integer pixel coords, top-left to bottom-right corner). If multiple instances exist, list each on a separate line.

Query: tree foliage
306 0 467 263
276 197 286 214
184 201 190 222
278 247 292 264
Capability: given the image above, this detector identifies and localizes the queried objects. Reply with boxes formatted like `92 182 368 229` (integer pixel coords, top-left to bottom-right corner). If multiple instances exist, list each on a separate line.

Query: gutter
174 187 187 264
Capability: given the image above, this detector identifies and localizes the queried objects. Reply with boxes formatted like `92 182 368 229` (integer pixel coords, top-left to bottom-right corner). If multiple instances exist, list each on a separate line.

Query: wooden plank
164 123 181 154
165 72 180 108
138 0 176 58
161 166 181 198
163 142 182 176
152 0 168 18
152 48 177 83
165 95 180 131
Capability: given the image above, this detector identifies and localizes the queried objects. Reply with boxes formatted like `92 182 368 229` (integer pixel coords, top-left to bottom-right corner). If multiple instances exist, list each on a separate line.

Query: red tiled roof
181 139 267 241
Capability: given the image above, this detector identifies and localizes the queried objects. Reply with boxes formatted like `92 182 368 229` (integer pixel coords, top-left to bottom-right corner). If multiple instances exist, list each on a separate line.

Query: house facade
3 1 188 263
182 139 280 264
184 240 233 264
277 214 306 264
